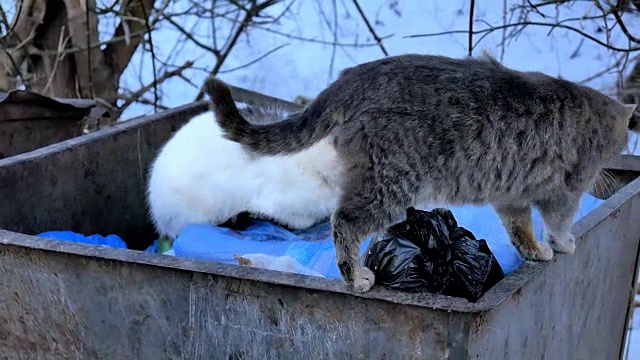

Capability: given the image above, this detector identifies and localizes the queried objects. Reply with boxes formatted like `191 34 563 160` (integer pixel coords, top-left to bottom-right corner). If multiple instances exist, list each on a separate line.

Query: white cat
146 106 342 239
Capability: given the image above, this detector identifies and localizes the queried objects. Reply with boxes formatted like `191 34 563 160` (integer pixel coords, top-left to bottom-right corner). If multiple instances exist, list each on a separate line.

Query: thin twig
194 0 279 101
138 1 159 112
526 0 548 18
577 54 631 84
165 15 219 55
468 0 475 56
328 0 338 83
43 27 71 94
499 0 508 62
253 24 394 47
119 95 170 110
218 43 289 74
611 9 640 44
351 0 388 56
406 21 640 52
119 60 193 113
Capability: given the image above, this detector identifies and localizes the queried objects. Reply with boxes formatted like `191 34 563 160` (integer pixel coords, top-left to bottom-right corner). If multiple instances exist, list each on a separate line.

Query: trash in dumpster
34 192 604 286
363 207 505 302
172 221 372 279
37 230 161 253
233 252 326 277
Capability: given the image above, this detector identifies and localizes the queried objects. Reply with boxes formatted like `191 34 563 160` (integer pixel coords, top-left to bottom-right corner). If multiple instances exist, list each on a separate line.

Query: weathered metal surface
468 176 640 360
0 231 459 359
0 85 298 249
0 100 209 249
0 89 638 358
0 90 108 159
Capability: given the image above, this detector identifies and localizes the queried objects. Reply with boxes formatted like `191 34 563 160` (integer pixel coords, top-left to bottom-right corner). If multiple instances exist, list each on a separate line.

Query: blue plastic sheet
172 221 372 279
37 230 159 253
36 192 604 279
172 192 603 277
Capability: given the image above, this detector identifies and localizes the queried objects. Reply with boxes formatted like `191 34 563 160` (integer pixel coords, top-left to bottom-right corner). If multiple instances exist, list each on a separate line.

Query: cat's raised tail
205 77 335 155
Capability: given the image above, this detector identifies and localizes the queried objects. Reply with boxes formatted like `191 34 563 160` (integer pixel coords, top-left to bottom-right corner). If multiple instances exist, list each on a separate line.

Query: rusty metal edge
0 82 299 167
478 174 640 311
608 154 640 172
620 222 640 360
0 100 209 168
0 174 638 314
0 90 96 109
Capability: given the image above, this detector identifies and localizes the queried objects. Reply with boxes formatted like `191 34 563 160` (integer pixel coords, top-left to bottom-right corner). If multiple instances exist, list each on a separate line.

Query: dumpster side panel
0 119 82 159
0 102 207 249
0 234 459 360
468 178 640 360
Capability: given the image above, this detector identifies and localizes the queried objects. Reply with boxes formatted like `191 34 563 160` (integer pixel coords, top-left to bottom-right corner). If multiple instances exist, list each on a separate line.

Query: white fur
146 110 342 239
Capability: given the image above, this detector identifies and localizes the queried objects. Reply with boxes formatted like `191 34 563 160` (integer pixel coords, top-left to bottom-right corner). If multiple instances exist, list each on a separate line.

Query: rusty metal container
0 90 111 160
0 93 638 359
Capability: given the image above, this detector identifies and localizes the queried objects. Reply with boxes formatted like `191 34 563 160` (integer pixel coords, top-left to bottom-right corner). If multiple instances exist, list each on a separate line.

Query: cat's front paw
348 266 376 293
545 231 576 254
520 241 554 261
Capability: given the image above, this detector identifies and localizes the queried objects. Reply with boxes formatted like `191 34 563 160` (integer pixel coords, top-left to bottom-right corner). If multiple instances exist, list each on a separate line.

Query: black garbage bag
363 207 505 302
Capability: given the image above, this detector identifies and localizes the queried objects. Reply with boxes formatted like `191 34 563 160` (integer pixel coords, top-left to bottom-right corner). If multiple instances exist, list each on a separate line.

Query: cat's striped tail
205 78 336 156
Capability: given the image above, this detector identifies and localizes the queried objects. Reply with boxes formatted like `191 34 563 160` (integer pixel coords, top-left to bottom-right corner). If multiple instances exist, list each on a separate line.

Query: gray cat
205 53 639 293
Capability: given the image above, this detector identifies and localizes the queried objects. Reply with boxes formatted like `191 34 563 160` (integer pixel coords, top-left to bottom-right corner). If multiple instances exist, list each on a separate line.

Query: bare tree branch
164 15 219 55
351 0 388 56
218 43 289 74
103 0 157 84
468 0 476 56
121 95 170 111
119 60 193 113
406 21 640 53
194 0 281 101
611 7 640 43
253 24 394 47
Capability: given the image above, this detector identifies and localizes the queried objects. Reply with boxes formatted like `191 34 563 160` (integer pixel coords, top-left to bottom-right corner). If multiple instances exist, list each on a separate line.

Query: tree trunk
0 0 156 120
28 0 77 98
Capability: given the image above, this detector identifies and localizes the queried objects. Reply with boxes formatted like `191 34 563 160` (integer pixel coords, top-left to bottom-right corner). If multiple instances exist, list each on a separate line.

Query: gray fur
206 54 638 293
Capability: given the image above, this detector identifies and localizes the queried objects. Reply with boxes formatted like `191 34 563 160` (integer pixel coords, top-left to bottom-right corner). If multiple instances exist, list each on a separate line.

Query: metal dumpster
0 93 639 359
0 90 108 160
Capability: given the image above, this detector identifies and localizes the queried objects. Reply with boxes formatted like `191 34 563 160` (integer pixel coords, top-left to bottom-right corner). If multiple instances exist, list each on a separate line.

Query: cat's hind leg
534 193 581 254
493 203 554 261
